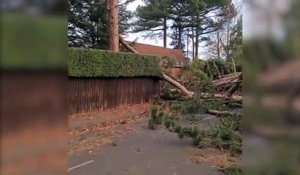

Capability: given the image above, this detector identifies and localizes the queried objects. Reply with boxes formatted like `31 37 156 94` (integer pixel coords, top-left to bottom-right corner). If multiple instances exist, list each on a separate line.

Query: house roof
126 41 188 63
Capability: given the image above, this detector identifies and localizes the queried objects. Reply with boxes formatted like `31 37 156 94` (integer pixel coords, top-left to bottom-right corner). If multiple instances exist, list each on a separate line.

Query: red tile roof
126 41 188 64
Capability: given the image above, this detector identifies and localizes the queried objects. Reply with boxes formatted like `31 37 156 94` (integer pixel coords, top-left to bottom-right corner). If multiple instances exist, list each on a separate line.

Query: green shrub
192 134 203 146
174 125 182 133
198 138 211 148
192 126 200 137
230 143 242 157
178 130 185 139
170 120 176 128
151 106 158 122
164 118 172 128
156 94 242 157
220 165 243 175
157 112 164 125
169 114 242 155
163 115 175 128
208 129 219 138
151 106 158 114
182 127 194 137
161 88 181 100
69 48 162 77
171 98 223 117
148 119 157 130
218 128 232 141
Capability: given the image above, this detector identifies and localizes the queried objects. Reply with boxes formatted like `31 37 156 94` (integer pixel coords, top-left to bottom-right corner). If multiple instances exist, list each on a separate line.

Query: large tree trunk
163 18 167 48
200 93 243 102
108 0 119 52
213 72 242 87
163 74 194 97
120 37 194 97
120 37 138 53
227 83 240 97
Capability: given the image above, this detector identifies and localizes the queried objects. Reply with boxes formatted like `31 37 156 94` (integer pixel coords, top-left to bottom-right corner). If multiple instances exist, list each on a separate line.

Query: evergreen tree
68 0 132 49
134 0 231 58
133 0 171 48
187 0 231 58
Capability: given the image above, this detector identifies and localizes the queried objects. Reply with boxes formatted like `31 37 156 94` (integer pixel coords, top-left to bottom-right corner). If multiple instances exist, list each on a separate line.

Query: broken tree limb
163 73 194 97
207 109 237 116
220 39 237 73
213 72 242 87
219 72 242 79
120 37 194 97
200 93 243 102
227 83 240 97
165 72 182 83
214 72 241 83
120 37 139 54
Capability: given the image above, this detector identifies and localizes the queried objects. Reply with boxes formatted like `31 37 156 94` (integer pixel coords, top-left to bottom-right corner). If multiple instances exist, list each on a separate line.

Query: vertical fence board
68 77 160 114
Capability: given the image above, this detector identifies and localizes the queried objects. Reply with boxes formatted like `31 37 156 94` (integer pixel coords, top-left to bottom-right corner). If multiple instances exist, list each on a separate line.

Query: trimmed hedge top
2 14 66 70
69 48 162 78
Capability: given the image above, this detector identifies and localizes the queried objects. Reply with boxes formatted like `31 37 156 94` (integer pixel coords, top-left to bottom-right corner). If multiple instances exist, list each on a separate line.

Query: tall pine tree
68 0 132 49
134 0 232 58
133 0 171 48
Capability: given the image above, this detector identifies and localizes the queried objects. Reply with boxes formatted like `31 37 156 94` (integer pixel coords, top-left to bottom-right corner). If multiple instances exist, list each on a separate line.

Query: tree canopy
133 0 234 58
68 0 133 49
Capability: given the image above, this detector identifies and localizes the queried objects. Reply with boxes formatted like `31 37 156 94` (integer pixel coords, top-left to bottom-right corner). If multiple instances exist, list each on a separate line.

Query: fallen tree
120 37 138 54
213 72 242 87
227 83 240 97
200 93 243 102
163 73 194 97
120 37 194 97
121 37 243 100
207 109 238 116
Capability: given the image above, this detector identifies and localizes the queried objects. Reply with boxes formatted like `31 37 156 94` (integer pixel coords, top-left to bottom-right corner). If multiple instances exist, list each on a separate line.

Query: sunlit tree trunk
108 0 119 52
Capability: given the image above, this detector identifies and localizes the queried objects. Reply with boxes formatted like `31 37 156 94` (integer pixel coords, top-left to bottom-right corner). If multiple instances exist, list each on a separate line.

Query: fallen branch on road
207 110 238 116
200 93 243 102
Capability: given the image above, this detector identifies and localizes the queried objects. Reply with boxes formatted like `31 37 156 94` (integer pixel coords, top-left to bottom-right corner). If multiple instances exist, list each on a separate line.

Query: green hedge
68 48 162 77
1 14 66 70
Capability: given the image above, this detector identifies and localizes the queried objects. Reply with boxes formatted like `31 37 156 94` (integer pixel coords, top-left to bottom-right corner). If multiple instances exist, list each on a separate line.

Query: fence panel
68 77 160 114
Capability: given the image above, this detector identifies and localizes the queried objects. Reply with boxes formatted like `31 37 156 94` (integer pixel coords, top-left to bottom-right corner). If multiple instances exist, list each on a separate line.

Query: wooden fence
68 77 160 114
1 72 66 133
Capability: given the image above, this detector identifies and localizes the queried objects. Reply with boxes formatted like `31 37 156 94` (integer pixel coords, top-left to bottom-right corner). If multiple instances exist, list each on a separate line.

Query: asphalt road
68 120 223 175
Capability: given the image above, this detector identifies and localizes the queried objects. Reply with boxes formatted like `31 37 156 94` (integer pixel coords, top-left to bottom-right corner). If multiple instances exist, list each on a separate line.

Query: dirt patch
70 111 148 135
1 124 67 175
69 104 150 155
69 103 150 130
190 147 241 169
